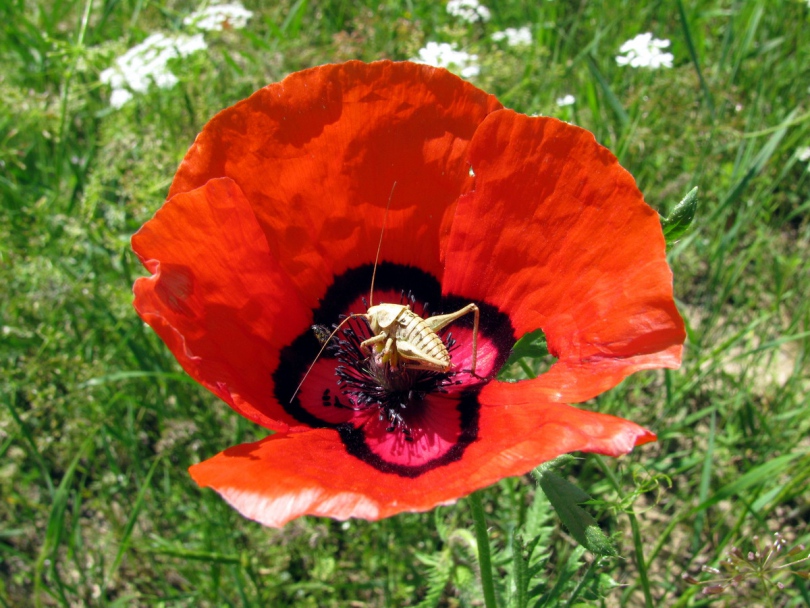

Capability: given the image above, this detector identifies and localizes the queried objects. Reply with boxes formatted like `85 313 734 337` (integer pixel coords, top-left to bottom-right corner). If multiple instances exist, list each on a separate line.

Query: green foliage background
1 0 809 605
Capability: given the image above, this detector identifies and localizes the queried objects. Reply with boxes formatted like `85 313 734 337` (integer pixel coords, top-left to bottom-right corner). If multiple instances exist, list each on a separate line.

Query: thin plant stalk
469 491 498 608
594 455 654 608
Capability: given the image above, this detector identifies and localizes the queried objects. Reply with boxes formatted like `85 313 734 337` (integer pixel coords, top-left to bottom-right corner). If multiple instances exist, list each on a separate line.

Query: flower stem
594 455 654 608
469 491 498 608
762 578 775 608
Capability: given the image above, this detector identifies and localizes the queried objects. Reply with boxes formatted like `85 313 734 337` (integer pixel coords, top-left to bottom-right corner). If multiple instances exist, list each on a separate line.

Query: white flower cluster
184 2 253 32
615 32 674 69
797 147 810 162
413 42 480 78
100 33 207 108
446 0 491 23
491 26 532 47
556 94 575 107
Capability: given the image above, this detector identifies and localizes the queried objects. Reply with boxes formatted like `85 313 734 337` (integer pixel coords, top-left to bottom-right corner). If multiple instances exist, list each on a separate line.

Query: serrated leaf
511 531 529 608
537 546 587 606
536 470 617 557
433 507 449 543
413 548 453 608
661 187 698 243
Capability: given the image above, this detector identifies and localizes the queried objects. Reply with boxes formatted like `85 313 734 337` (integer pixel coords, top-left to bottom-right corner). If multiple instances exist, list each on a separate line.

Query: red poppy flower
132 61 685 527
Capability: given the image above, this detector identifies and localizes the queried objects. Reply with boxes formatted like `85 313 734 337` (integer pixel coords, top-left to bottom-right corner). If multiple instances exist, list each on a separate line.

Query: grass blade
105 456 162 587
677 0 715 117
33 436 93 607
586 55 629 129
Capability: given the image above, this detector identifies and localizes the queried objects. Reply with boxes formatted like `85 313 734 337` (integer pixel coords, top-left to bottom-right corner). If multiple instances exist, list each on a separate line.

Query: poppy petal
190 394 652 527
443 110 685 403
168 61 502 311
132 178 311 431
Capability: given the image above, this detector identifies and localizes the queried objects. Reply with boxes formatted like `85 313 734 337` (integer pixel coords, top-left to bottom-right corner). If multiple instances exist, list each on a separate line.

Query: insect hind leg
423 303 480 376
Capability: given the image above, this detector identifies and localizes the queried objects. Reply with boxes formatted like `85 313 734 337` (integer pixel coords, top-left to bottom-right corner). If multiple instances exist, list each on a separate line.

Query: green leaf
498 329 557 382
508 329 550 359
535 470 617 557
661 187 698 243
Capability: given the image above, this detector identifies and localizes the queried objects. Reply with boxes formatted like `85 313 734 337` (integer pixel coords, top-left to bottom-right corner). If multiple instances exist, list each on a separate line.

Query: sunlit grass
2 0 809 605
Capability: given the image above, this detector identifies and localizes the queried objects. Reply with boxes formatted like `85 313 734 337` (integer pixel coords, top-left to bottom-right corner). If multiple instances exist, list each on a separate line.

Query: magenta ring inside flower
274 262 515 475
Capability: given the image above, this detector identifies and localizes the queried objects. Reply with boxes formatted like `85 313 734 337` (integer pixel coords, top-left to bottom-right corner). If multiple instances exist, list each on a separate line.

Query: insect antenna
291 182 397 404
368 182 397 307
289 314 363 403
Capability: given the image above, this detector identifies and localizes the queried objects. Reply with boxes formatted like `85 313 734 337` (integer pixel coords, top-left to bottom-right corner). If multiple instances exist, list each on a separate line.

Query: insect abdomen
397 310 450 365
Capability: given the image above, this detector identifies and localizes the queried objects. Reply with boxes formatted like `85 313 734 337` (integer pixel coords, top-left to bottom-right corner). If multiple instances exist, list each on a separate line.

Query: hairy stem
469 491 498 608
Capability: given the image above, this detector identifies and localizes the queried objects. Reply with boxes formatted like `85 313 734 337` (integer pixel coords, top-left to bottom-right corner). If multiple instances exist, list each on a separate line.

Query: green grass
2 0 809 605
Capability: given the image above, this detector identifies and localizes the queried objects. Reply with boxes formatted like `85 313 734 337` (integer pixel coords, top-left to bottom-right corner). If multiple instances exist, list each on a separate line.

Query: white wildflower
109 88 134 108
413 42 480 78
446 0 491 23
491 26 532 47
100 32 207 108
615 32 674 69
797 147 810 162
184 2 253 32
556 94 575 107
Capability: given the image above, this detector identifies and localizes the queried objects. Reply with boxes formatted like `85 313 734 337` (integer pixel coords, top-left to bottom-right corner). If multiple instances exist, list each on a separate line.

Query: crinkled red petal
190 392 653 527
169 60 502 311
443 110 685 403
132 178 309 431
